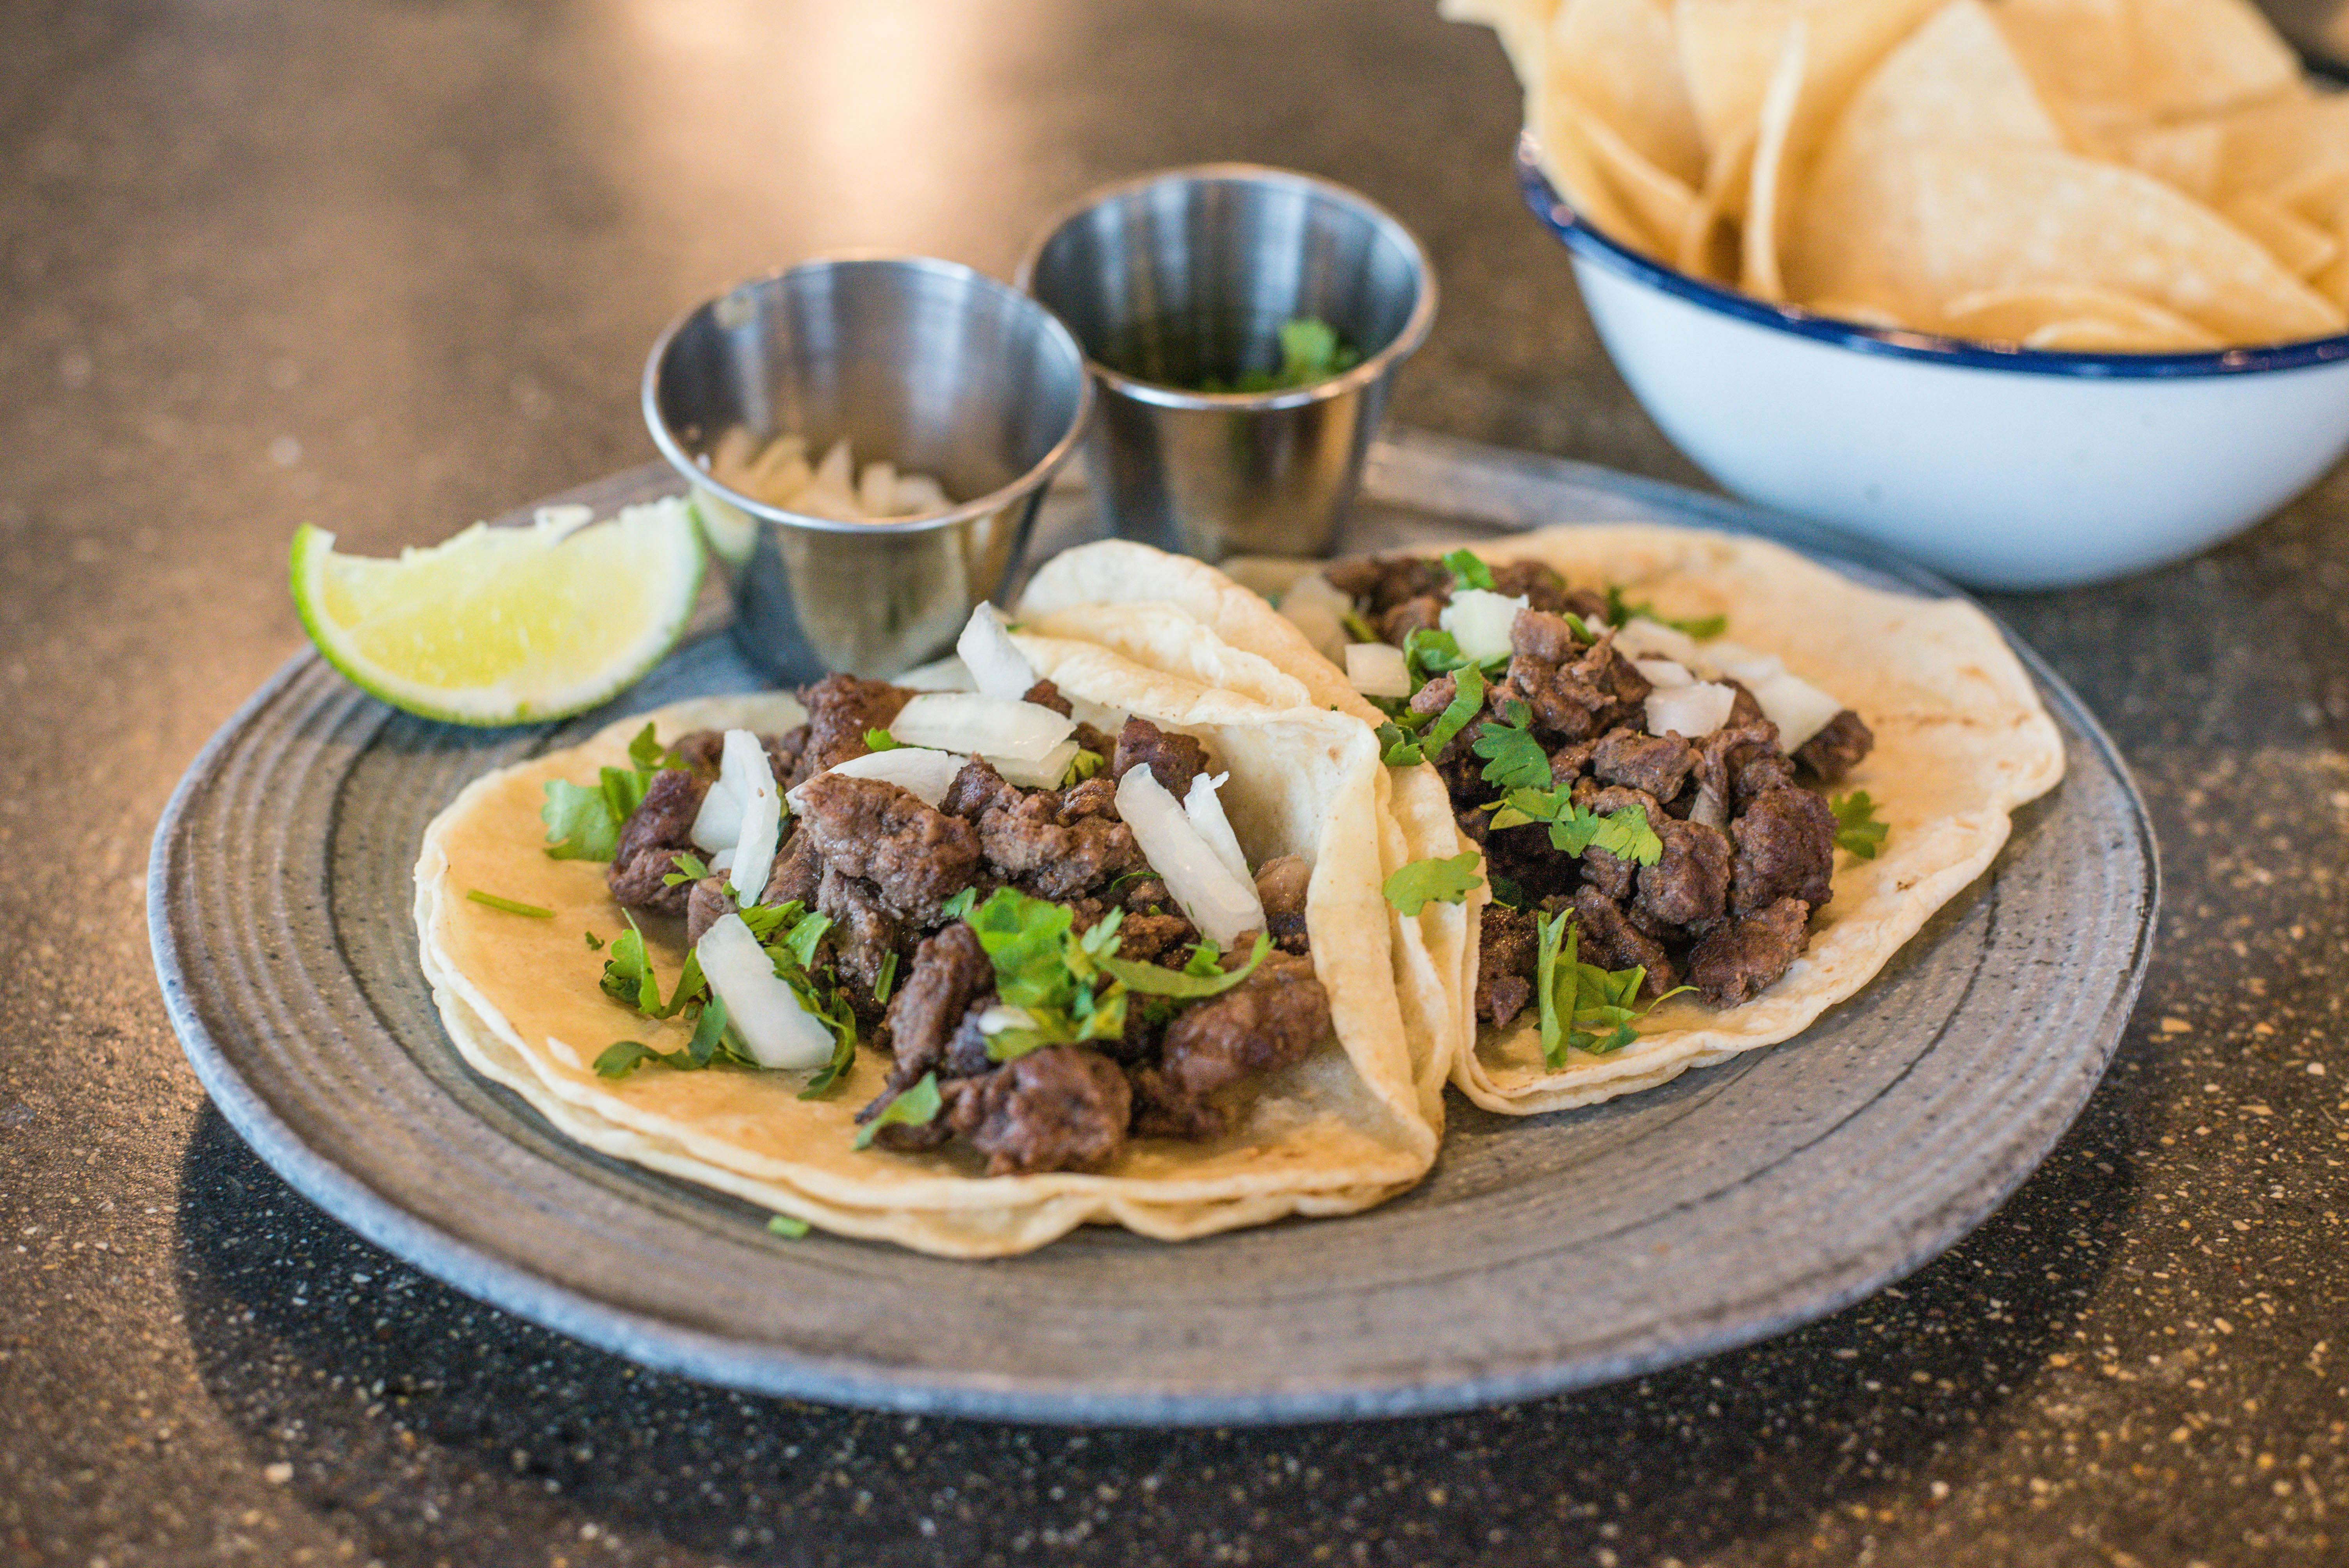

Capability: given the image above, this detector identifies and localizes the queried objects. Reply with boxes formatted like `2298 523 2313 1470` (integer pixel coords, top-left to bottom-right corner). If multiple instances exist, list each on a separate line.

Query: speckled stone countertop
5 2 2344 1563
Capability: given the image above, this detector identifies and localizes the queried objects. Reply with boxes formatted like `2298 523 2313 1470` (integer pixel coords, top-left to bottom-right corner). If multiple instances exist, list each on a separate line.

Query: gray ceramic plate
149 430 2156 1425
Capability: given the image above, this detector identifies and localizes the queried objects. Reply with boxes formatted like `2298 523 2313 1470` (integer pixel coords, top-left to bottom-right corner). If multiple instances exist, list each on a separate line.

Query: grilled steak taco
415 611 1442 1256
1016 528 2065 1114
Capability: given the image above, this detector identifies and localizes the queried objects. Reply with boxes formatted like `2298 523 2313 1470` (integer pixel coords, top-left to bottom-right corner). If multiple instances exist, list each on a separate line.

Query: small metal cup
1016 165 1436 561
643 256 1091 682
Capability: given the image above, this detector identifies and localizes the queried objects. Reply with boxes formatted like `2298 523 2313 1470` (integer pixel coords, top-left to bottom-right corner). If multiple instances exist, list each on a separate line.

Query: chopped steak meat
684 876 732 947
606 769 709 915
1795 709 1875 782
790 674 912 786
1633 817 1732 932
1114 912 1198 966
879 924 993 1089
1253 855 1313 955
762 825 823 909
1592 727 1696 799
1687 897 1811 1007
1379 595 1445 644
1570 887 1677 999
941 1045 1132 1176
1324 555 1449 611
1131 953 1329 1139
1730 787 1836 914
1020 679 1074 716
792 773 982 919
950 759 1144 899
1474 904 1538 1027
1110 716 1210 798
816 867 905 998
1503 619 1651 741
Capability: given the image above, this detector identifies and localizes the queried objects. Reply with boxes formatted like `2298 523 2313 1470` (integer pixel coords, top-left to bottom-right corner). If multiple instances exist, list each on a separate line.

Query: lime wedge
291 498 704 725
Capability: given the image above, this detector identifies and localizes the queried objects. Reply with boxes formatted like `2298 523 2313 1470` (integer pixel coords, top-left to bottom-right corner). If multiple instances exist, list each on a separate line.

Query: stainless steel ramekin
643 256 1092 681
1016 165 1436 561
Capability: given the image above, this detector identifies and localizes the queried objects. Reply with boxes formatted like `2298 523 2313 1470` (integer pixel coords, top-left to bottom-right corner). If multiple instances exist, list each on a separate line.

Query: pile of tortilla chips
1447 0 2349 348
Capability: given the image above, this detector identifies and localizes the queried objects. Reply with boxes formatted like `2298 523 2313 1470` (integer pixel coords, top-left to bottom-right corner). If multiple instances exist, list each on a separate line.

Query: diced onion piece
786 747 971 812
1645 681 1737 738
1615 617 1702 665
1747 672 1843 752
976 1005 1036 1036
889 692 1075 761
1116 766 1264 947
1706 641 1783 686
1182 772 1252 888
1632 657 1692 689
721 730 782 907
856 460 897 517
710 847 734 874
695 913 834 1069
893 653 978 691
690 776 743 853
988 740 1079 790
894 473 951 514
1278 573 1354 663
1345 641 1411 699
955 603 1038 702
1439 589 1530 665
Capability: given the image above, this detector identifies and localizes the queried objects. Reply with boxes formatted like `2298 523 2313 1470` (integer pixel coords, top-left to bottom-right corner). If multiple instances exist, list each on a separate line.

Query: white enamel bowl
1517 137 2349 590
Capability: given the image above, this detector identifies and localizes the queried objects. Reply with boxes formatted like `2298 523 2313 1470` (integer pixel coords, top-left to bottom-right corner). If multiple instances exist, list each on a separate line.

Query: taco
414 610 1443 1257
1016 528 2066 1115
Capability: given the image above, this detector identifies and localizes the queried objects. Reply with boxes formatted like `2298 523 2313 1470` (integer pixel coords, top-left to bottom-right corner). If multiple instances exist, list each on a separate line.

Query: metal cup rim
639 253 1094 538
1011 162 1439 412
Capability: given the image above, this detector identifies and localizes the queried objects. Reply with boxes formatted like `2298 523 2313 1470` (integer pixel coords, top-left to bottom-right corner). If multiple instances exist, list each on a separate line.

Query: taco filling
582 670 1330 1178
1312 549 1878 1047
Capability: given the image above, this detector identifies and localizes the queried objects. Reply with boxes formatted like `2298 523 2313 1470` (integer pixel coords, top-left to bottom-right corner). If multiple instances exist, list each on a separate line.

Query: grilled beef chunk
1475 904 1538 1027
1592 727 1696 799
1379 594 1445 644
793 773 982 919
1255 855 1313 955
1689 723 1783 828
684 876 732 946
763 826 823 909
1115 912 1199 966
1730 787 1836 914
1634 818 1733 931
1570 887 1677 999
817 867 906 998
1503 616 1652 740
1723 679 1767 730
1130 953 1328 1139
940 1045 1132 1176
879 924 994 1089
790 673 913 786
607 769 710 914
948 758 1144 899
1484 560 1598 619
1110 717 1210 798
1409 673 1458 718
1020 679 1074 716
1795 709 1875 782
1688 897 1811 1007
1325 555 1450 611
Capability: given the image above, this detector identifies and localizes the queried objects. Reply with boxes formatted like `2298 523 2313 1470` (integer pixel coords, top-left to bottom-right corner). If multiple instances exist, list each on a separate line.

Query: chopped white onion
1182 772 1252 889
710 846 735 874
690 776 743 853
1645 681 1737 738
695 913 835 1069
1632 657 1692 689
1439 589 1530 665
1345 641 1411 699
975 1005 1036 1037
889 692 1075 761
720 730 782 907
1115 766 1264 947
893 654 978 692
1614 617 1703 665
786 747 971 812
1706 642 1783 686
1746 672 1843 752
989 740 1080 790
955 603 1038 702
1277 573 1355 664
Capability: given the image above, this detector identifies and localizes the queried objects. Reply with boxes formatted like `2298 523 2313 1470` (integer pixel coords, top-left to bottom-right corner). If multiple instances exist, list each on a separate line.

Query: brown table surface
6 2 2346 1563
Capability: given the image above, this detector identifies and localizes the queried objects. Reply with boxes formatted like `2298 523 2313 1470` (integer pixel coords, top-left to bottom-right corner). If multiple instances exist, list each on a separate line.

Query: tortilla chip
1538 83 1703 253
1834 0 2066 149
1529 96 1666 255
1547 0 1708 187
1938 282 2220 346
1789 137 2346 342
1996 0 2299 125
2213 89 2349 200
1740 18 1809 298
2222 193 2343 280
2102 119 2226 202
1442 0 1566 75
417 656 1443 1258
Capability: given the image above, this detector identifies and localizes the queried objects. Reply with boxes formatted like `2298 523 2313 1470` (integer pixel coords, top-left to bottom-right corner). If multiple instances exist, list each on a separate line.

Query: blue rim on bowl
1514 133 2349 380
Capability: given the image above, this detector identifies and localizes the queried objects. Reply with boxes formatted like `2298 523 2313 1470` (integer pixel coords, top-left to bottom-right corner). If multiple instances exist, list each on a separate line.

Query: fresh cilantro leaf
1830 790 1889 859
1417 663 1488 759
1487 873 1525 909
1442 549 1495 593
1062 748 1106 787
593 1039 664 1078
1076 908 1125 962
1193 317 1360 393
541 778 624 861
1095 932 1273 998
1470 702 1551 790
1588 804 1664 865
939 887 978 922
1376 719 1426 767
1403 626 1471 682
776 911 832 973
852 1072 943 1149
1340 608 1381 644
963 888 1077 1009
599 916 661 1014
1531 910 1689 1067
1381 853 1485 915
683 992 731 1067
864 727 902 751
1181 939 1223 978
766 1214 810 1238
465 889 554 919
740 899 800 942
1500 795 1665 865
624 722 707 775
661 850 711 888
872 950 899 1005
583 930 604 951
1534 911 1573 1067
797 989 860 1099
1604 584 1726 641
